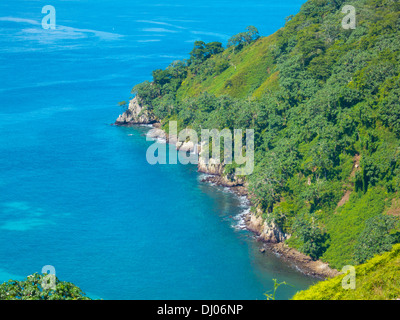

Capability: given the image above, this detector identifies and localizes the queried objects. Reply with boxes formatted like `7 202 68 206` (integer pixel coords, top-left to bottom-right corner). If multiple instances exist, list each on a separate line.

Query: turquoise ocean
0 0 316 299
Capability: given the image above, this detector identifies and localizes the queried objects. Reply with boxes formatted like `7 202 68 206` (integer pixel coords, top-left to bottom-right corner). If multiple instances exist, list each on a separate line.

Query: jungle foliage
130 0 400 270
0 273 91 300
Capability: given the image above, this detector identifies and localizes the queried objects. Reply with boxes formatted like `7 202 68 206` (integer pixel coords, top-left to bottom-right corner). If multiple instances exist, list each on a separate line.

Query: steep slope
176 33 278 100
118 0 400 273
292 243 400 300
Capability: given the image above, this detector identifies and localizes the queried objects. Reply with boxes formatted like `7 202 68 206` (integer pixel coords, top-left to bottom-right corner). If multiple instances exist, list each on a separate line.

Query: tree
249 155 285 212
227 26 260 51
245 26 260 43
293 214 327 260
378 75 400 136
353 215 399 264
118 101 128 110
0 273 92 300
189 41 207 63
227 33 243 49
152 69 173 86
189 41 224 65
131 80 159 106
205 42 224 57
285 15 294 24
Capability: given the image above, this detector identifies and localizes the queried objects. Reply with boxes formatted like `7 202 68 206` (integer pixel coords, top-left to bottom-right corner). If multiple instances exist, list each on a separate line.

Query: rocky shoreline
114 97 340 280
202 174 339 279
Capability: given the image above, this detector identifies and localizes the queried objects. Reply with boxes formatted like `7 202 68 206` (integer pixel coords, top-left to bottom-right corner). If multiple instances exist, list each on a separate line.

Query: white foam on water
197 173 214 182
145 134 167 144
230 195 251 231
232 207 250 231
199 176 251 231
156 138 167 144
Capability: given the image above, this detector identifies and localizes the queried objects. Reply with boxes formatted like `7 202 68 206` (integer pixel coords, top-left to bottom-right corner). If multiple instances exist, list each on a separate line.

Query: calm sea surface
0 0 316 299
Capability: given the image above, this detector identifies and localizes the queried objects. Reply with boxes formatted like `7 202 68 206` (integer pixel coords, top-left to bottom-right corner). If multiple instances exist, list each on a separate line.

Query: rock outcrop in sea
115 97 157 125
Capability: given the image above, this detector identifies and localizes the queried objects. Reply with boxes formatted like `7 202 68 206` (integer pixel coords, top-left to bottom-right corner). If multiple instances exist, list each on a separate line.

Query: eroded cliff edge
114 96 339 279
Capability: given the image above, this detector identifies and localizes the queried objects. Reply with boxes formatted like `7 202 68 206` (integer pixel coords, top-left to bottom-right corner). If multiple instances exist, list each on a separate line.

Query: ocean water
0 0 316 299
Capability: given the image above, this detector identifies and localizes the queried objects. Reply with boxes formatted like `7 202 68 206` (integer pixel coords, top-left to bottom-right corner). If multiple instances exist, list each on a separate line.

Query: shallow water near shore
0 0 316 299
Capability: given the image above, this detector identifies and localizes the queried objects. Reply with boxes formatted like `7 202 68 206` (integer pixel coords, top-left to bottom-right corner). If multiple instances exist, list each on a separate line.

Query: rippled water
0 0 316 299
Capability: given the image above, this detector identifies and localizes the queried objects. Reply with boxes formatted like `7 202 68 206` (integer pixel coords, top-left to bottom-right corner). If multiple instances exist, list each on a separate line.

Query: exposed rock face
246 209 289 243
177 141 195 152
198 155 224 175
176 131 197 152
267 242 340 279
115 97 157 125
146 128 167 141
146 127 199 153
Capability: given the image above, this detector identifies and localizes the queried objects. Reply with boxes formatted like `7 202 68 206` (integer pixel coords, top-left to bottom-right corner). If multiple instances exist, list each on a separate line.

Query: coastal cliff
113 0 400 298
115 97 157 125
246 209 288 244
115 97 339 279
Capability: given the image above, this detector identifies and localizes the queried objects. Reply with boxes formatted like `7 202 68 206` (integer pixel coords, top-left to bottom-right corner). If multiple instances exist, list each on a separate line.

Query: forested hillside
127 0 400 271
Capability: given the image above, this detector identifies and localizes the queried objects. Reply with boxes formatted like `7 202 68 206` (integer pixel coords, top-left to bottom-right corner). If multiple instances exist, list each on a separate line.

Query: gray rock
115 97 157 125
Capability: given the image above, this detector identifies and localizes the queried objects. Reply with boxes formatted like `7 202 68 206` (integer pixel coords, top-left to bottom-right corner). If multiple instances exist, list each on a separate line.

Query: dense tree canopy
128 0 400 269
227 26 260 50
0 273 91 300
353 215 399 264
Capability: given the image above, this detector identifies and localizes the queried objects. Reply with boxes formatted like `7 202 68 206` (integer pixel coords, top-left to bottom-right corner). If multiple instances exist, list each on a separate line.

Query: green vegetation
321 187 390 268
292 244 400 300
264 279 292 300
129 0 400 273
0 273 92 300
354 214 400 264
